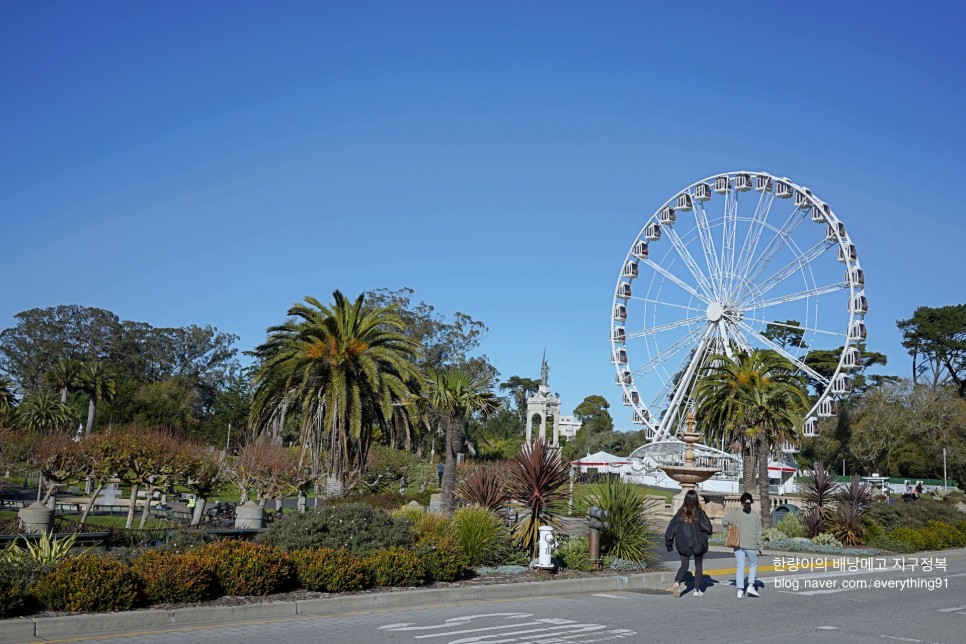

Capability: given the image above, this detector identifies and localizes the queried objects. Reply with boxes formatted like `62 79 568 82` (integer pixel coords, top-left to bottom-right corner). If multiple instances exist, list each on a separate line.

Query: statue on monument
541 350 549 386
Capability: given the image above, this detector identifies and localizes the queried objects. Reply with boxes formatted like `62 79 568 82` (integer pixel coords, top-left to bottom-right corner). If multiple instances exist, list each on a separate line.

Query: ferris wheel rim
612 170 865 442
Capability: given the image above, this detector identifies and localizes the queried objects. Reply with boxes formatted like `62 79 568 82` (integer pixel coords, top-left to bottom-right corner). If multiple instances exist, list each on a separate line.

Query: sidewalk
3 547 965 643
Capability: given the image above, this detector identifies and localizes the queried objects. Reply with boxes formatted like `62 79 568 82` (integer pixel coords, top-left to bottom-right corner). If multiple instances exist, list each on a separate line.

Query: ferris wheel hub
706 302 724 322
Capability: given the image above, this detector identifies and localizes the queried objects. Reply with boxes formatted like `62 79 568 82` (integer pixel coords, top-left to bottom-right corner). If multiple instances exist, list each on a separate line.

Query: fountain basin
658 466 719 486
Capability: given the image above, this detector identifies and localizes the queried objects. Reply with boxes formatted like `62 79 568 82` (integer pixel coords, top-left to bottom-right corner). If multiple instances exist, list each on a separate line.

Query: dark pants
675 554 704 590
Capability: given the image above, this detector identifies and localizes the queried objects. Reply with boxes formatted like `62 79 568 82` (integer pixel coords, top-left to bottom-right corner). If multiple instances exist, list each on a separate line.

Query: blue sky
2 1 964 430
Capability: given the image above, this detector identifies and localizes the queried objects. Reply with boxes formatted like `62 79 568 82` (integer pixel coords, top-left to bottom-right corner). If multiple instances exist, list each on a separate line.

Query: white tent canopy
571 451 630 471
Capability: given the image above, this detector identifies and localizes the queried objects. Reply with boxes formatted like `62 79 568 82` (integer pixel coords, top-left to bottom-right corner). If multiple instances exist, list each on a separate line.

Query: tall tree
762 320 808 350
0 376 17 422
78 362 116 436
804 345 889 397
898 304 966 397
694 350 808 526
46 358 83 404
499 375 540 424
423 368 499 512
251 291 421 495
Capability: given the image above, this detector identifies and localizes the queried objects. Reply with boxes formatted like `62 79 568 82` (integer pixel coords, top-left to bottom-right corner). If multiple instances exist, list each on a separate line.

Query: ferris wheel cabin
623 390 640 406
659 206 676 225
675 193 693 211
849 293 868 315
775 180 793 199
622 260 639 279
795 188 813 208
616 282 632 299
616 369 632 385
803 417 818 437
612 327 626 343
818 399 838 417
612 348 628 365
713 176 731 194
848 320 867 342
826 221 846 241
838 242 857 263
843 347 862 370
633 410 649 424
755 175 772 192
811 204 829 223
633 241 649 259
644 222 661 240
614 304 627 321
695 182 712 201
848 266 865 286
734 173 752 191
832 375 853 395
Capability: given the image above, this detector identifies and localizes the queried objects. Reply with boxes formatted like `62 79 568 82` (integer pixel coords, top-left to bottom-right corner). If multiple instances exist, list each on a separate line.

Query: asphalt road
33 551 966 644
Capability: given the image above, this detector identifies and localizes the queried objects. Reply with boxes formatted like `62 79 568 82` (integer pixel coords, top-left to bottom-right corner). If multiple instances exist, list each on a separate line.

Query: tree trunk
191 498 207 526
742 438 755 493
138 483 156 529
60 387 68 404
758 435 772 528
79 481 105 528
442 416 460 513
326 406 344 497
126 483 140 529
85 397 96 436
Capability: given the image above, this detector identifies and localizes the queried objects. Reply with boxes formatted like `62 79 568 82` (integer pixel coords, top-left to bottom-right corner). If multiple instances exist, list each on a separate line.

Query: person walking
723 492 763 598
664 489 713 598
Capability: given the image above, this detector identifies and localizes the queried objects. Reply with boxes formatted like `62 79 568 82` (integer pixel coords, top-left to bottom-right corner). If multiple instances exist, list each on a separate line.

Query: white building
556 415 581 440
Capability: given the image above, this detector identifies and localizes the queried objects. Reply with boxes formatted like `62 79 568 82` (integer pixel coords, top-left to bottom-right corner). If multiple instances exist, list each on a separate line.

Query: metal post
588 527 601 571
943 448 947 491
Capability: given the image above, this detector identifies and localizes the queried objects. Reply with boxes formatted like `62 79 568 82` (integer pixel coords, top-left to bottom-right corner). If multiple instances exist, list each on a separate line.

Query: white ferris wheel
611 171 866 444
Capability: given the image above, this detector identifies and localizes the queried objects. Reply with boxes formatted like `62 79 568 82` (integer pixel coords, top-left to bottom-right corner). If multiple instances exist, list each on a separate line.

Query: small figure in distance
723 492 763 598
664 489 713 598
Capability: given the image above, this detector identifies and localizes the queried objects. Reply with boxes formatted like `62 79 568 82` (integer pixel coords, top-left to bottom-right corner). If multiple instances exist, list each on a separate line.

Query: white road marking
590 593 628 599
381 613 637 644
816 626 838 630
936 605 966 612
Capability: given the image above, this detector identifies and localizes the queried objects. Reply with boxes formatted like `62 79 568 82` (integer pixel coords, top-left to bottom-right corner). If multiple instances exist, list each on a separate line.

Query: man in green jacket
722 492 763 598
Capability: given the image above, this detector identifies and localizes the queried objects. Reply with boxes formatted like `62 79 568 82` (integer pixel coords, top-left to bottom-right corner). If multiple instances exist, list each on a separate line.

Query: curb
0 571 682 642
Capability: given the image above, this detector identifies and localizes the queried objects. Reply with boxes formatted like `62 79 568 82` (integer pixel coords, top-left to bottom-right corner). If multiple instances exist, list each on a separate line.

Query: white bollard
537 525 556 568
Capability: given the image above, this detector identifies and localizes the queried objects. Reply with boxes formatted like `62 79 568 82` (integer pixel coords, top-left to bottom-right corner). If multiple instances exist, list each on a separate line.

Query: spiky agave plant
798 461 839 538
506 440 569 556
832 476 873 546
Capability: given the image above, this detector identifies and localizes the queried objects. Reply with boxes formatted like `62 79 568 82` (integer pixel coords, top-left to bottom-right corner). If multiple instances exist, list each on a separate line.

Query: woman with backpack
664 489 713 597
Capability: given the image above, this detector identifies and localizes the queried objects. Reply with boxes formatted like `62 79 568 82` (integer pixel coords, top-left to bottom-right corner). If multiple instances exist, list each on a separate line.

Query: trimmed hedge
32 555 142 613
131 550 218 604
364 547 427 587
257 503 414 556
196 540 294 596
290 547 372 593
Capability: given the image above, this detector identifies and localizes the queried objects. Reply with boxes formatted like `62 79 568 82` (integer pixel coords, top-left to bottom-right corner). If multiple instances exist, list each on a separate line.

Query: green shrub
775 511 805 538
762 528 789 544
453 506 513 567
32 554 142 612
576 477 659 565
156 527 214 554
196 540 294 596
359 445 422 494
554 536 592 571
329 491 432 509
867 498 965 531
364 547 427 587
410 512 457 543
106 527 170 549
289 548 372 593
811 532 842 547
257 504 414 557
131 550 217 604
0 558 40 618
418 535 468 582
922 521 966 549
886 527 928 553
862 516 885 544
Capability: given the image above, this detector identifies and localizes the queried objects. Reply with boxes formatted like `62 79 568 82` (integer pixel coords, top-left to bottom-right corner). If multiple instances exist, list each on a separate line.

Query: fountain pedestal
658 414 719 512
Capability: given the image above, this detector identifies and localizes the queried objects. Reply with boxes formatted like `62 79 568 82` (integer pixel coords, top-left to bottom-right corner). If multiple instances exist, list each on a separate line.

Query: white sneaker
669 583 681 598
737 589 744 598
693 590 704 597
746 587 759 597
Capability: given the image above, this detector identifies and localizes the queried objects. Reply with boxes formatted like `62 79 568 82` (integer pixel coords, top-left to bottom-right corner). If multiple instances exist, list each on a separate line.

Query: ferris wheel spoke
659 324 715 435
721 188 739 292
746 282 848 311
741 239 836 304
633 325 708 378
664 223 716 298
630 297 705 314
641 258 711 304
742 207 809 289
731 191 776 297
692 200 722 297
648 349 695 410
625 316 704 340
736 321 830 386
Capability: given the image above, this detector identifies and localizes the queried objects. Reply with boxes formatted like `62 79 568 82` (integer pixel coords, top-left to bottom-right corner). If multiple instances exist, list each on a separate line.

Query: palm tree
0 376 17 421
77 362 116 436
422 367 499 512
693 349 808 526
46 358 83 404
16 391 75 433
251 291 421 495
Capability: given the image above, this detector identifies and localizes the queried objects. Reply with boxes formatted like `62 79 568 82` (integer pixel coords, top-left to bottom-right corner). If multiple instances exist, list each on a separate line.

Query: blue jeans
735 548 757 590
